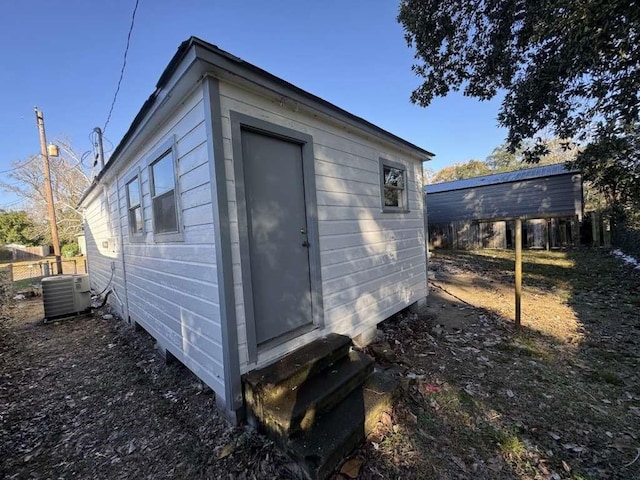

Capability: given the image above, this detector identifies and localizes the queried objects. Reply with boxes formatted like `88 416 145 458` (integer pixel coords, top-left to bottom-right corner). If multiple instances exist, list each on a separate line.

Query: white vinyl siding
83 183 124 317
82 87 226 403
218 81 427 373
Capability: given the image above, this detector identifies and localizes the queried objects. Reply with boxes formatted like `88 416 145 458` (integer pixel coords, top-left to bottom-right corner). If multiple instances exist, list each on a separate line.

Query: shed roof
425 163 580 194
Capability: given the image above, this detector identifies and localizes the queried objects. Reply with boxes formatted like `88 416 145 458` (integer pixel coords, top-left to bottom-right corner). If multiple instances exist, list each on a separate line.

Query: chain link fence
6 259 88 291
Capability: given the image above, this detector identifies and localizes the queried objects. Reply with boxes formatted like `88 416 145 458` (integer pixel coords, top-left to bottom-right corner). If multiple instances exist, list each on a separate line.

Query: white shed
79 37 433 422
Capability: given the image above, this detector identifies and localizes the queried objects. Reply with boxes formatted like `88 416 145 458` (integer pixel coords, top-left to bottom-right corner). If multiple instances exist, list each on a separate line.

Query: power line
0 156 39 175
103 0 140 134
0 198 26 209
102 134 115 153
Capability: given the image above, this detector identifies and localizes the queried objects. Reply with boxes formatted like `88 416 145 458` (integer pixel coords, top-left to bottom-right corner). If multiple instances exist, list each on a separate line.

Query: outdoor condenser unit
41 274 91 321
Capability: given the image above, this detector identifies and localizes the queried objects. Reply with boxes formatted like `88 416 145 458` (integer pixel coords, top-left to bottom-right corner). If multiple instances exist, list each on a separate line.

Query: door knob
302 240 310 248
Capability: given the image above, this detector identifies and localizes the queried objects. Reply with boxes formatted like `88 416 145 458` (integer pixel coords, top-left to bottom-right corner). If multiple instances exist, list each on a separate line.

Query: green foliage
431 159 491 183
61 243 80 259
569 125 640 233
429 138 579 183
0 211 40 246
399 0 639 222
398 0 638 144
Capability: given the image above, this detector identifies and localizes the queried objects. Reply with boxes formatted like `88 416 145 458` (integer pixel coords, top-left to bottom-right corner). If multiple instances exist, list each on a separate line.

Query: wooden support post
545 219 551 251
515 217 522 329
592 212 600 247
571 215 580 246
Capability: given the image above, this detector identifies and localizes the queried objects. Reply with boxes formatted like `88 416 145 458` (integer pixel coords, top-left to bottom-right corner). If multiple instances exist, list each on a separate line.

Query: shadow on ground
356 248 640 480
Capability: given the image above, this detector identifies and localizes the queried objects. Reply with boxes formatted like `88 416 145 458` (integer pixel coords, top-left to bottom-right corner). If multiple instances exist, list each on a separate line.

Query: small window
379 159 409 212
150 149 179 235
126 176 143 236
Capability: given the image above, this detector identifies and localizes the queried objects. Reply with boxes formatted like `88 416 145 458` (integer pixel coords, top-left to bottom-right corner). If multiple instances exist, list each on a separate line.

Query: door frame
230 111 324 363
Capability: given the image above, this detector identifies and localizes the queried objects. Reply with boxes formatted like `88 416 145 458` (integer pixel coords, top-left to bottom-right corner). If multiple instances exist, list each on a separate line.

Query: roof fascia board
79 48 200 206
192 43 433 161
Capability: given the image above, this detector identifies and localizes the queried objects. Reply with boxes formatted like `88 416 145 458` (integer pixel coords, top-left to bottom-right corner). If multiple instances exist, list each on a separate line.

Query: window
379 159 409 212
150 147 179 236
126 176 143 236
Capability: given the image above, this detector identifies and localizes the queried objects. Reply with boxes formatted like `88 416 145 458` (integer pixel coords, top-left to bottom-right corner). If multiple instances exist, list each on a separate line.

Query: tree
398 0 640 228
486 137 579 172
0 139 90 245
0 211 41 246
430 159 491 183
572 127 640 237
423 165 436 184
429 137 580 184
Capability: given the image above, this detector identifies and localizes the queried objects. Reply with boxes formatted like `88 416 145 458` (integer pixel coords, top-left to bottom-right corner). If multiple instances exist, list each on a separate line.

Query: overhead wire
0 198 26 209
0 156 39 175
102 0 140 134
102 135 115 153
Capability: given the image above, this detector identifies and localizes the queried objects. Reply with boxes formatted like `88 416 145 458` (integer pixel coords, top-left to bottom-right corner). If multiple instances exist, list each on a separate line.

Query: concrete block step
257 350 374 437
287 370 399 480
244 334 351 412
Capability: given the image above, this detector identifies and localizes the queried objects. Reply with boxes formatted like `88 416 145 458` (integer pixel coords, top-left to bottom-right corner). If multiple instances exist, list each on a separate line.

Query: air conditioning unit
42 274 91 322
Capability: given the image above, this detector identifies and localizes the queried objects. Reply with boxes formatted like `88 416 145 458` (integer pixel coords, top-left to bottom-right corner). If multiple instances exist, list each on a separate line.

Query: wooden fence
0 245 51 261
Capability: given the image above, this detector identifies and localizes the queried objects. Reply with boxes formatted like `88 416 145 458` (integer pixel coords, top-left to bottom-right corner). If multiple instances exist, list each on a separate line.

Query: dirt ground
0 300 297 480
1 248 639 479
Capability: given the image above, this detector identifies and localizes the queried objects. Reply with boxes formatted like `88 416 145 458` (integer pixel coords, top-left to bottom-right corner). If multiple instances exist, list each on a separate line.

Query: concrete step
256 350 374 438
287 371 399 480
244 334 351 425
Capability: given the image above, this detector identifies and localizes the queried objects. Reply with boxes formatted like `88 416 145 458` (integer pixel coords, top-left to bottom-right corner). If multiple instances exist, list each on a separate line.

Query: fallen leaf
549 432 561 441
451 455 468 472
562 460 571 473
340 457 363 479
216 443 235 459
421 384 442 394
380 412 393 430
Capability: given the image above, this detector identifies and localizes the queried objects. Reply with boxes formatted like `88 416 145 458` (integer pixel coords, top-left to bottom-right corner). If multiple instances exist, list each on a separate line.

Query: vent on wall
42 274 91 322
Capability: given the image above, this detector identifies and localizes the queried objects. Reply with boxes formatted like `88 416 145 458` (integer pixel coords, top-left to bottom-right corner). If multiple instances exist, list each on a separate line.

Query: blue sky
0 0 507 209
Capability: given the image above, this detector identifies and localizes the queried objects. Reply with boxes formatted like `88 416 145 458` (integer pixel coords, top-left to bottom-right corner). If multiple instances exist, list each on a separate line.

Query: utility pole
93 127 105 169
35 107 63 276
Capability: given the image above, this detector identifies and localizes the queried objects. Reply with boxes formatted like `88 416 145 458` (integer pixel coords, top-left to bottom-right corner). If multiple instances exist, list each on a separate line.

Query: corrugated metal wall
426 173 583 224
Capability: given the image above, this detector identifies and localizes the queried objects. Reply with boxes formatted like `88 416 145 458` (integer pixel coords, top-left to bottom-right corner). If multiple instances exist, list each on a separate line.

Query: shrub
61 243 80 259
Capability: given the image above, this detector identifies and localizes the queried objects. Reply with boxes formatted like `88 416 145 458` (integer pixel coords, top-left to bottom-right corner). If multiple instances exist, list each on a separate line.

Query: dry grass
358 248 640 479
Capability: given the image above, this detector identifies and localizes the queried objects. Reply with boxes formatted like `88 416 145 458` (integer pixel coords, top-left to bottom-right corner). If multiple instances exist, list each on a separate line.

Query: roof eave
80 36 434 206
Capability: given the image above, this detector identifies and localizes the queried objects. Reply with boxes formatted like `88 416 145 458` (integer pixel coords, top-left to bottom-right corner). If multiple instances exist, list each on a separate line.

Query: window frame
124 169 145 241
379 158 410 213
148 136 183 243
